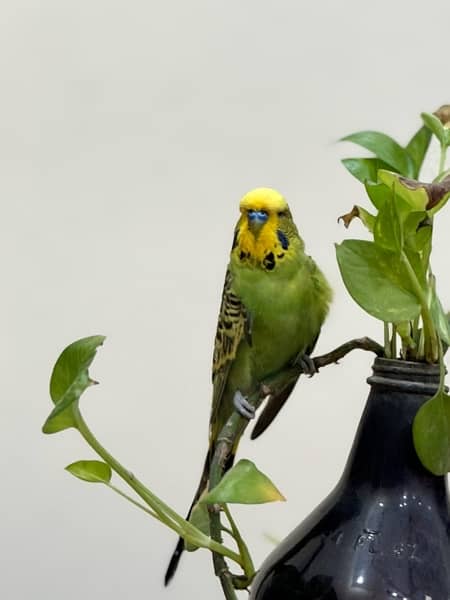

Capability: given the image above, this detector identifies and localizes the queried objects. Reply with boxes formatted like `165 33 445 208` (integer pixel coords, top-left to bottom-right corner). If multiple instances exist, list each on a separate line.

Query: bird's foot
294 352 317 377
260 383 271 397
233 390 255 420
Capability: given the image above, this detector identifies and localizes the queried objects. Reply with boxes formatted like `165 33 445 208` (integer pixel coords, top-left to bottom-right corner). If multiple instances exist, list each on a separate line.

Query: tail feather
164 448 236 585
164 451 210 585
250 378 298 440
164 536 185 586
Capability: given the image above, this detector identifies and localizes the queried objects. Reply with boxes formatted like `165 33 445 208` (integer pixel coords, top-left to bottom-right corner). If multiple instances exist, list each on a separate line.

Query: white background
2 1 450 599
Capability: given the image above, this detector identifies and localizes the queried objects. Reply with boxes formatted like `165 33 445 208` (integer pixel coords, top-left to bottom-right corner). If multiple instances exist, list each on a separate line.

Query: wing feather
250 330 321 438
210 268 248 428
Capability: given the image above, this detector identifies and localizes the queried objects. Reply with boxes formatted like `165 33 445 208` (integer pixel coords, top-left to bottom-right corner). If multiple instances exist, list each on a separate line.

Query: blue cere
248 210 269 223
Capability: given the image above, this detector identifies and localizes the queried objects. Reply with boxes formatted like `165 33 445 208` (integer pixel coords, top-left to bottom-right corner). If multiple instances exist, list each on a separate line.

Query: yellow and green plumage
165 188 332 584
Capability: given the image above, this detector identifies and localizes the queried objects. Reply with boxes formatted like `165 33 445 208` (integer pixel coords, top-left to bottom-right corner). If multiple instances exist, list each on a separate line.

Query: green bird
165 188 332 584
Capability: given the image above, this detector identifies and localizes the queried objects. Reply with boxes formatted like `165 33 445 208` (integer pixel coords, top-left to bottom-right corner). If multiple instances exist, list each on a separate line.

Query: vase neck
366 357 442 395
341 358 442 489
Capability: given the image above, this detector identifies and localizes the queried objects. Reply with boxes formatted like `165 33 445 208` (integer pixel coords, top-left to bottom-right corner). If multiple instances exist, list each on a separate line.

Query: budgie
165 187 331 584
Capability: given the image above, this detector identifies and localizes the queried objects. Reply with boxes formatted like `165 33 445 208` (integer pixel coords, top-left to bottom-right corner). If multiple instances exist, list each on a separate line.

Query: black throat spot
263 251 275 270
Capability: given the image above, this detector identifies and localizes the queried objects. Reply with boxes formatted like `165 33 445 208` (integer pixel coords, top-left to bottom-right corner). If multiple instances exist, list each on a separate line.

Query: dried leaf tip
434 105 450 128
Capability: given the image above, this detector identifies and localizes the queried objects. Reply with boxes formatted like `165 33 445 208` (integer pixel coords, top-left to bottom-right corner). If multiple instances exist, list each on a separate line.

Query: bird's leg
293 352 317 377
233 390 255 420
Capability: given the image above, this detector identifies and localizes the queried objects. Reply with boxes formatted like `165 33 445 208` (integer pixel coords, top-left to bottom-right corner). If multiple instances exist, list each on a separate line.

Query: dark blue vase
250 358 450 599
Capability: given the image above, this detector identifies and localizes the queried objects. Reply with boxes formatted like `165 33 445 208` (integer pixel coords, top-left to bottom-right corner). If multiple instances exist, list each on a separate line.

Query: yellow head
239 188 288 216
233 188 301 270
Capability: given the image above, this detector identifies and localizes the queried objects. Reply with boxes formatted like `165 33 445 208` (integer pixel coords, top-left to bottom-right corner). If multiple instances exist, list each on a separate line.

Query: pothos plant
336 104 450 475
42 335 284 592
42 105 450 599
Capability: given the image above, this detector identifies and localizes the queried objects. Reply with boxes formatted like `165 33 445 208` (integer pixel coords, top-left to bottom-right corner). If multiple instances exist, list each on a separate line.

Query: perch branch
208 336 383 595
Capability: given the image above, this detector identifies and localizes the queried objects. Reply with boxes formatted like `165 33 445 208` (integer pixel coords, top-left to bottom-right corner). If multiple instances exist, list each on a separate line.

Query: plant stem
439 142 447 176
73 408 242 566
400 251 438 362
438 338 446 394
208 439 243 599
384 322 391 358
391 324 397 359
417 323 425 359
223 504 255 584
411 316 420 360
106 483 159 519
212 551 239 600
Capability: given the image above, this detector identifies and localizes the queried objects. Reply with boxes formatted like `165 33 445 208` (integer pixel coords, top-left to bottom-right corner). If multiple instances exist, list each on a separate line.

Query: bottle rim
367 357 441 395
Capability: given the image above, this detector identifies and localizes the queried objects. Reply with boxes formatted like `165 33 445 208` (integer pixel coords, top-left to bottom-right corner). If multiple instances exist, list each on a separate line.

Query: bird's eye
278 211 286 217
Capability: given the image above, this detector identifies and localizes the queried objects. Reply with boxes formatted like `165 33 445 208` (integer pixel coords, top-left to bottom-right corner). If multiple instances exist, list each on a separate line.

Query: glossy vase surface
250 358 450 600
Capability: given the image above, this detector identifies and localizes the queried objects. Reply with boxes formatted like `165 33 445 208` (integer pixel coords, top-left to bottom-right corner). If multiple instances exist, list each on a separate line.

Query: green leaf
341 157 393 183
421 112 449 146
404 246 427 290
335 240 421 322
414 224 432 253
424 174 450 215
403 211 428 248
373 194 401 252
377 172 450 217
378 172 450 217
426 186 450 217
405 125 432 178
341 131 415 177
378 171 428 212
185 502 210 552
43 335 105 434
430 290 450 346
364 182 389 210
413 390 450 475
201 460 285 505
65 460 112 483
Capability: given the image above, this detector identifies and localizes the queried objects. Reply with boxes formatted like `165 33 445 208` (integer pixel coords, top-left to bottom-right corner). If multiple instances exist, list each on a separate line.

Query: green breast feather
210 239 331 442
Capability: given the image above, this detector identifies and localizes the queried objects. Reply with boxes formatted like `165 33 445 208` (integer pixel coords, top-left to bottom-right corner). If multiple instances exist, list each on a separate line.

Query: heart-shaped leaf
413 390 450 475
336 240 421 322
43 335 105 434
201 460 285 505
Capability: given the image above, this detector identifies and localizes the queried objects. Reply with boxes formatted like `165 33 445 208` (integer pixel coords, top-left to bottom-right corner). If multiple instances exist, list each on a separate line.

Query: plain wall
2 1 450 599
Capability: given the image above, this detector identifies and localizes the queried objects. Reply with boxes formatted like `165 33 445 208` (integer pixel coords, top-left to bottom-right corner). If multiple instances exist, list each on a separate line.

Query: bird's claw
260 383 271 397
233 390 255 420
294 352 317 377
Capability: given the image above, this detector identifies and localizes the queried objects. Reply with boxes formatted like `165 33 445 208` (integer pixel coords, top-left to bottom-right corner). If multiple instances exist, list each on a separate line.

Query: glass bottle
250 358 450 599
